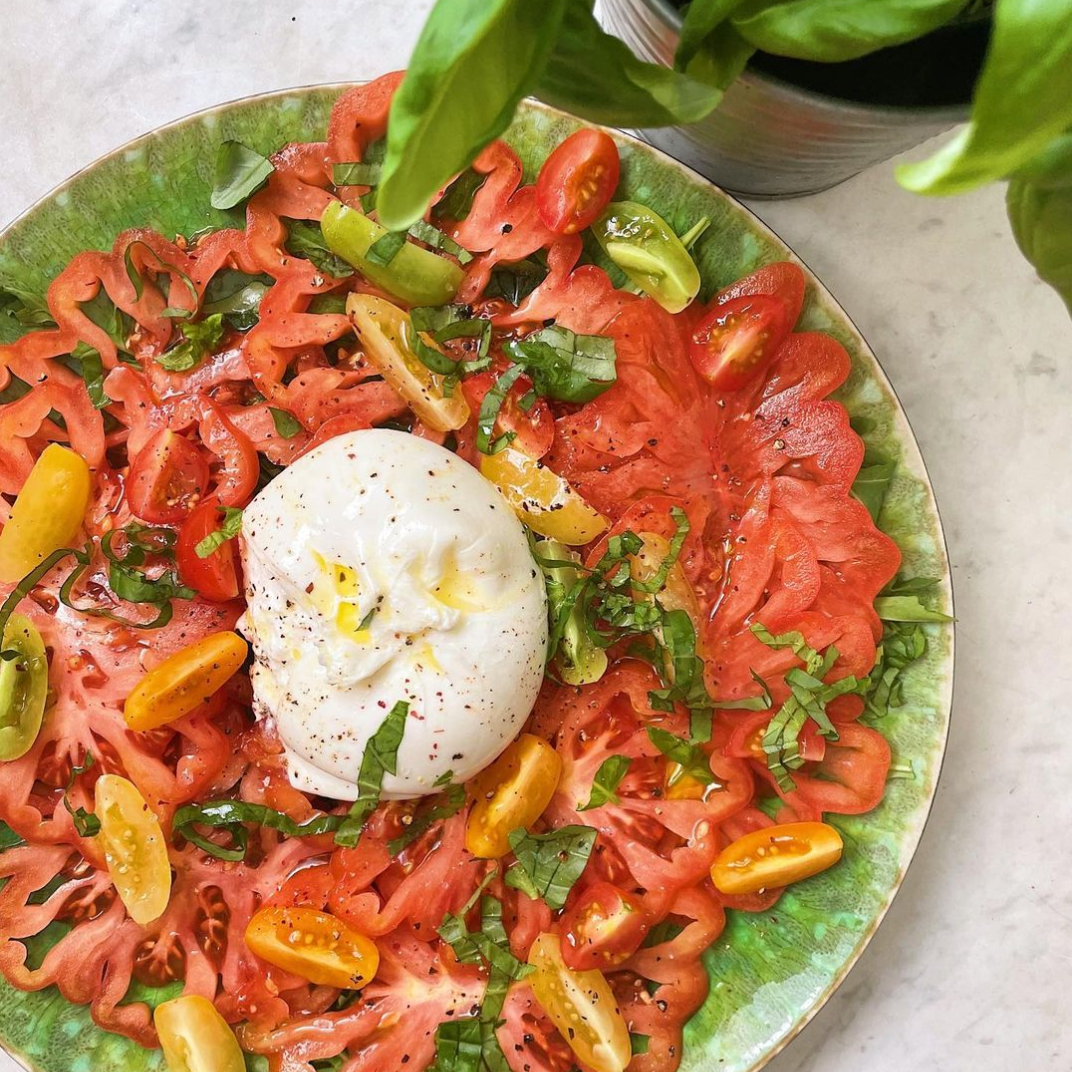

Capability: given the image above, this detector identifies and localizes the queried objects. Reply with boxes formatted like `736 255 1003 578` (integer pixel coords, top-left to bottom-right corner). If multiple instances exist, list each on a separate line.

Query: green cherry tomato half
593 201 700 314
0 613 49 761
320 201 463 307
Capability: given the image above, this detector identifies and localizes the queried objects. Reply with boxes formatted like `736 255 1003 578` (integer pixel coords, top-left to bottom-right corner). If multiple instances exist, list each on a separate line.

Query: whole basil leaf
535 2 724 127
897 0 1072 194
211 140 274 210
851 452 897 523
377 0 568 231
731 0 967 62
676 0 749 71
1007 176 1072 314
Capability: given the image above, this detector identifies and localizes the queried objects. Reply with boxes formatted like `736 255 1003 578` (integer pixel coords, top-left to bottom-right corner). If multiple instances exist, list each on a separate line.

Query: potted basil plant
373 0 1072 314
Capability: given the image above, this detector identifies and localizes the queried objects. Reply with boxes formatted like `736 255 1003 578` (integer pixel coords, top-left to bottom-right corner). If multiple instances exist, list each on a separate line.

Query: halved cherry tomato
154 995 245 1072
124 630 248 731
176 503 241 602
245 905 379 988
528 933 631 1072
95 773 172 924
561 882 649 971
466 734 563 858
0 444 91 582
480 446 607 545
711 821 843 895
0 614 49 761
726 709 827 765
689 294 793 391
536 129 621 235
126 430 210 524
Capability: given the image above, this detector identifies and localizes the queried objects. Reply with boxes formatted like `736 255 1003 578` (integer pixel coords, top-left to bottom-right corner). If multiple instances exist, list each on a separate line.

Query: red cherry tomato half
536 129 621 236
560 882 649 971
689 294 793 391
176 502 241 603
127 430 211 524
725 710 827 766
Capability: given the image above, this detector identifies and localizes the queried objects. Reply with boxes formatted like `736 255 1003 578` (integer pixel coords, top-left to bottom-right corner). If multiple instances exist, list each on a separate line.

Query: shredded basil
366 230 408 267
156 314 225 373
434 169 487 222
194 507 243 560
578 755 631 811
476 363 525 454
873 594 953 623
483 256 549 305
503 324 617 403
123 241 200 320
268 406 303 439
202 269 273 331
0 821 23 851
852 450 897 523
388 776 466 855
60 342 110 410
333 161 383 187
79 290 135 355
646 726 714 784
334 700 409 847
408 218 474 265
284 219 354 278
64 753 100 837
0 283 55 330
211 140 274 210
504 825 596 910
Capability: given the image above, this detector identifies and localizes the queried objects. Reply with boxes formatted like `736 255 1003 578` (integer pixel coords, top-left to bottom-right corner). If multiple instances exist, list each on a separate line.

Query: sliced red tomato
725 710 827 765
714 261 806 327
561 881 649 971
690 294 794 391
536 129 621 235
197 398 259 507
461 367 555 458
126 429 210 523
176 502 241 602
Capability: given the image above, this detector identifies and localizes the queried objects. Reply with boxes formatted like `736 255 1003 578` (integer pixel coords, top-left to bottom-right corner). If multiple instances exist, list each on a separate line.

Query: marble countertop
1 2 1069 1070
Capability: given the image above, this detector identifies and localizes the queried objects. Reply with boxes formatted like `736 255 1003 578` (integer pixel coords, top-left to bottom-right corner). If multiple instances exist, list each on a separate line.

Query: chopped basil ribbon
873 595 953 623
408 219 474 265
504 825 597 910
122 240 200 319
866 621 928 719
0 548 81 658
334 700 410 847
283 219 354 278
646 726 714 785
211 140 274 210
156 314 226 373
202 269 273 331
476 363 525 455
64 753 101 837
333 161 383 187
388 771 466 855
173 800 345 861
503 324 617 403
62 342 110 409
578 755 631 811
268 406 303 439
0 821 23 851
433 169 486 222
80 289 135 355
483 256 549 305
366 230 408 267
852 450 897 523
194 507 244 559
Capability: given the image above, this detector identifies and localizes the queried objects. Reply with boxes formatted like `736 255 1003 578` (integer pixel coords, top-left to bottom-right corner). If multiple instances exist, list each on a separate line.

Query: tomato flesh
127 430 210 524
561 882 649 971
690 294 793 391
177 502 241 602
536 129 621 235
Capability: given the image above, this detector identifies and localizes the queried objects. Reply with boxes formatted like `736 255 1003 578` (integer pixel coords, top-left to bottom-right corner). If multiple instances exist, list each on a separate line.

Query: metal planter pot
596 0 971 198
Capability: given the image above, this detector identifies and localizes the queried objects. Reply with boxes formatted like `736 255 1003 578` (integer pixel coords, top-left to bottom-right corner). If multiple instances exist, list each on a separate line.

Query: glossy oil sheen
0 86 953 1072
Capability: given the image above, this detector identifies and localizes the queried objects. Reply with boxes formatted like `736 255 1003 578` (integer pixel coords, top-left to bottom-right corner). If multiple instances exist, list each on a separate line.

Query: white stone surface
0 2 1069 1071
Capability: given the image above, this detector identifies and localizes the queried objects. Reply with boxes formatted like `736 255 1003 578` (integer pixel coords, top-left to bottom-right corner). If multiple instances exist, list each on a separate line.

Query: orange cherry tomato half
536 129 621 236
711 821 843 895
689 294 793 392
561 882 649 972
127 430 210 524
176 502 241 602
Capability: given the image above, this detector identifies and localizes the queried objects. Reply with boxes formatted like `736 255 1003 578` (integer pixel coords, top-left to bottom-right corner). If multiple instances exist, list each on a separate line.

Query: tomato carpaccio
0 72 899 1071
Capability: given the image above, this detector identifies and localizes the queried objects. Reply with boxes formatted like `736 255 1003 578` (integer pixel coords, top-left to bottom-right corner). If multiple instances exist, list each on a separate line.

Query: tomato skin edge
536 129 621 236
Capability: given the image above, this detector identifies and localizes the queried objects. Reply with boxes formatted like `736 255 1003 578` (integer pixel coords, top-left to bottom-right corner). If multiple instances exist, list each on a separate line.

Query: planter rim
639 0 973 122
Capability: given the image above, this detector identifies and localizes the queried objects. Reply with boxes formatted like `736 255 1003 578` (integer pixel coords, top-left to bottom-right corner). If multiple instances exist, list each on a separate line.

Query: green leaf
504 825 597 910
0 283 55 329
388 782 467 855
63 752 100 837
123 240 199 319
503 325 617 403
409 219 474 265
645 726 713 784
333 161 382 187
202 269 273 331
483 257 548 304
268 407 303 439
731 0 967 61
0 820 23 851
79 290 134 354
476 363 525 454
536 2 724 127
334 701 410 847
852 453 896 523
194 506 244 559
211 140 274 210
1007 175 1072 314
67 342 110 409
578 755 631 811
366 230 408 267
377 0 566 231
873 595 953 623
676 0 748 71
156 314 225 373
434 169 487 222
284 219 355 279
897 0 1072 195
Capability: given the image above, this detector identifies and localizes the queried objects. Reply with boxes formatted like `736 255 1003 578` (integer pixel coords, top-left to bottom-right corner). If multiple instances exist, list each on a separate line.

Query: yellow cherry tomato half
466 734 563 859
124 631 248 731
0 444 91 583
245 905 379 989
711 821 844 895
95 773 172 925
480 446 607 545
154 995 245 1072
528 933 631 1072
0 613 49 761
347 293 470 433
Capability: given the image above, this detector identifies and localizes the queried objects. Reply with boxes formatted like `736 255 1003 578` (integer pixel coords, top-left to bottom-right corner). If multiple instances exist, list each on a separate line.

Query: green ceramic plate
0 85 953 1072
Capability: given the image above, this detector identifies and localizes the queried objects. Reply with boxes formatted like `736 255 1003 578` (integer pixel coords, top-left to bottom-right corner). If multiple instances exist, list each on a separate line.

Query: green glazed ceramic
0 86 953 1072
